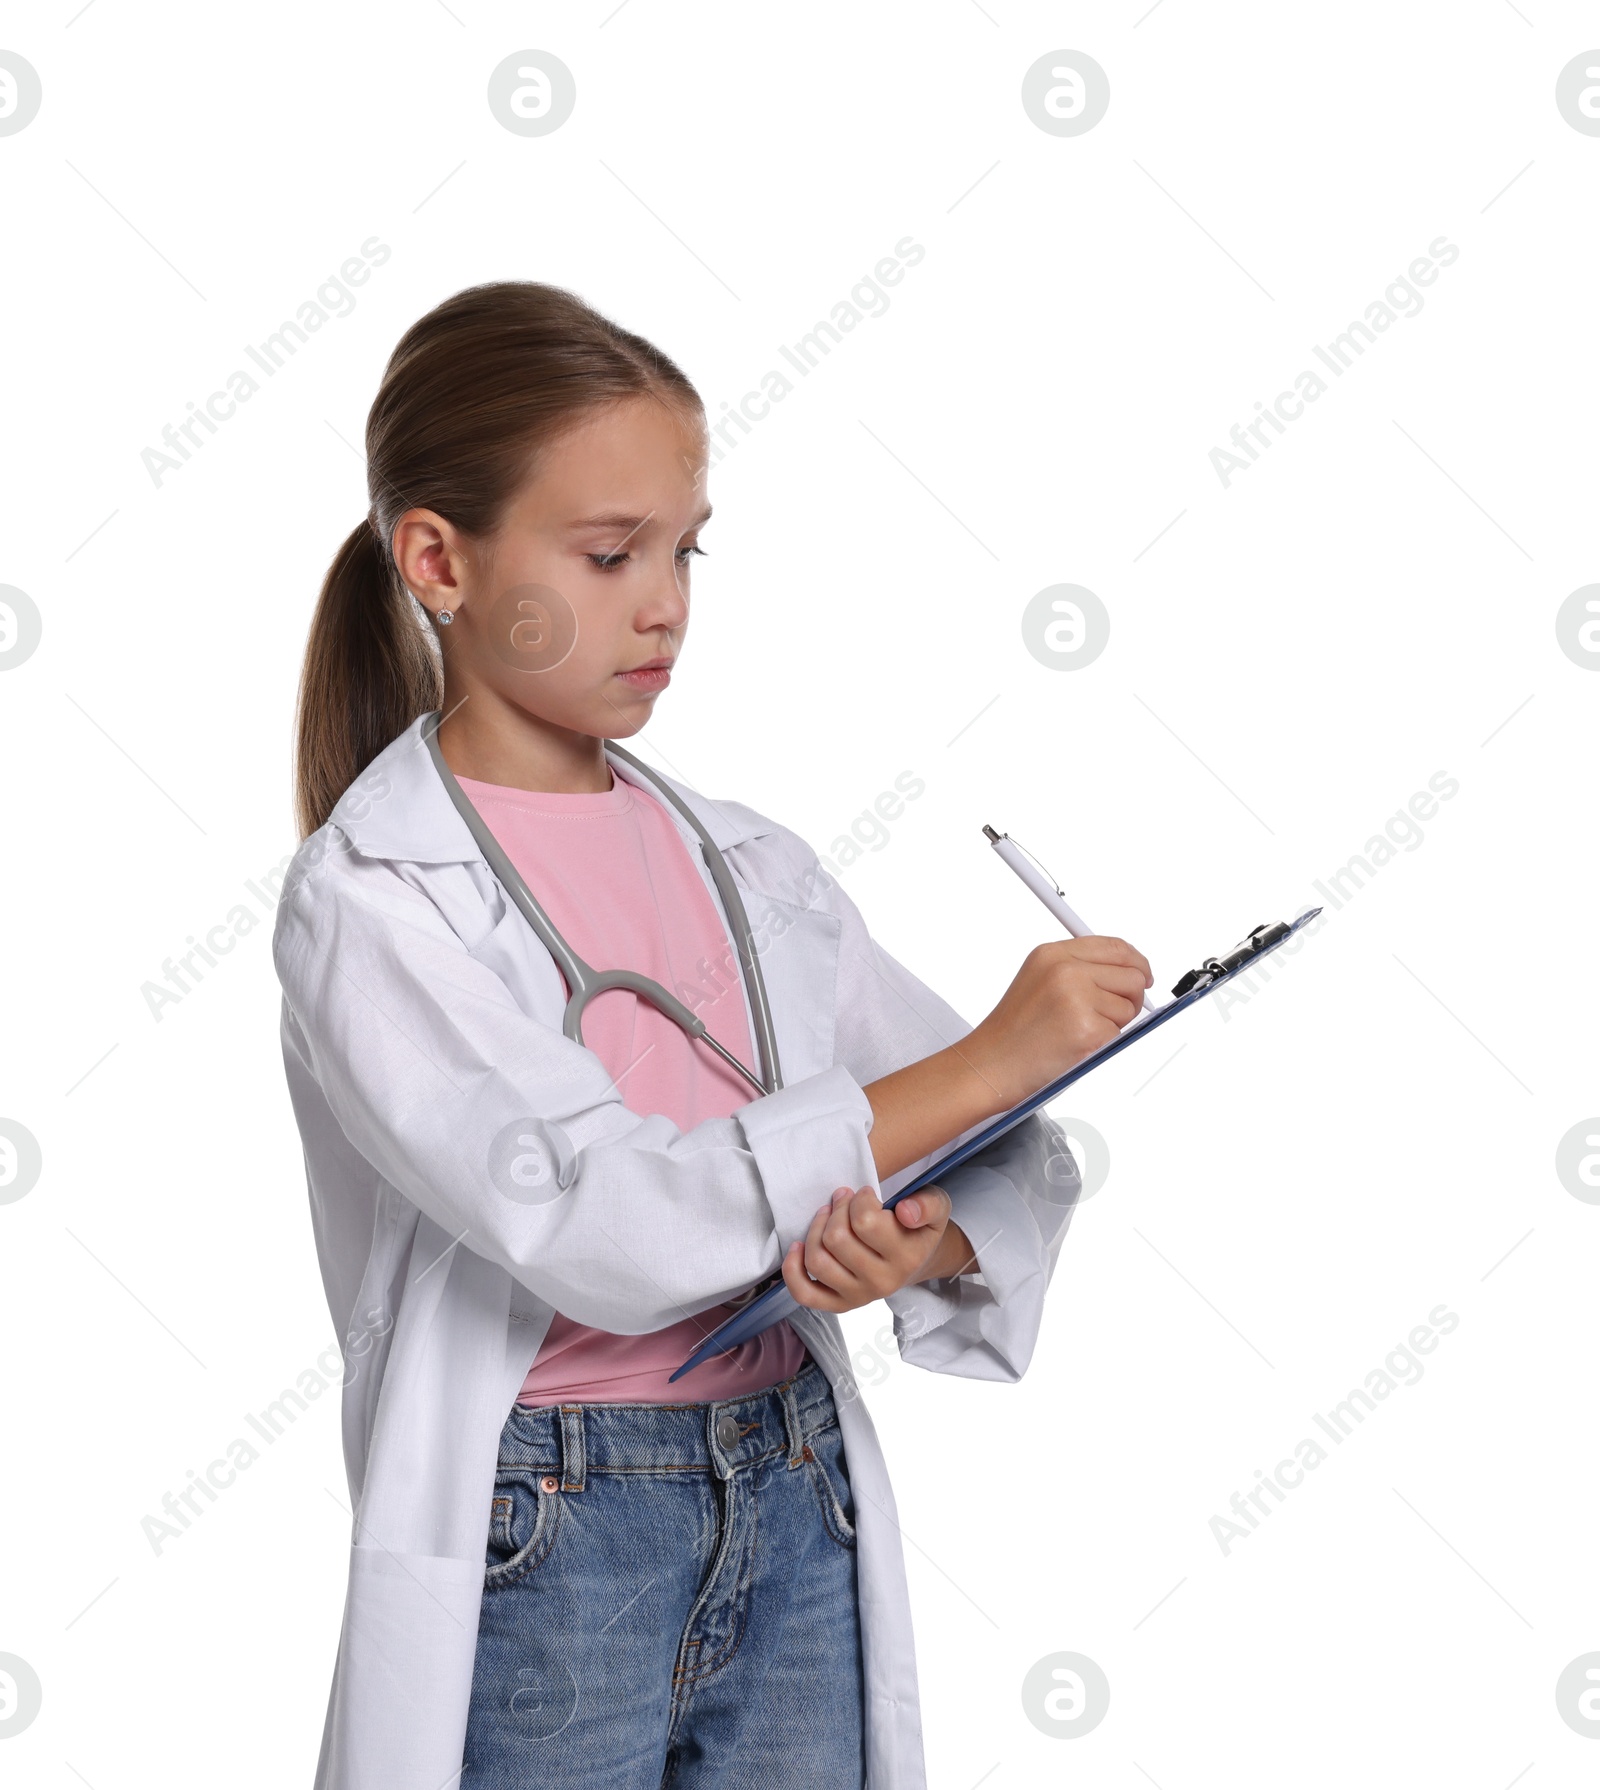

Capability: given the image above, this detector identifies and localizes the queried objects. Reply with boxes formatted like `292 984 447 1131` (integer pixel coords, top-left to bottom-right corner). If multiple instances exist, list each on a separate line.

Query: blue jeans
462 1356 865 1788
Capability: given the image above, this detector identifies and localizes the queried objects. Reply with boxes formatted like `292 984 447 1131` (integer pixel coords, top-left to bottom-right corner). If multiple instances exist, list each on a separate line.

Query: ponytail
290 280 703 839
293 520 441 839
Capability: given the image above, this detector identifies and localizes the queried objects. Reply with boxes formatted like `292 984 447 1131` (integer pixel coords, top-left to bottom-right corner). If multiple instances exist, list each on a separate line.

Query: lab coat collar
327 712 766 866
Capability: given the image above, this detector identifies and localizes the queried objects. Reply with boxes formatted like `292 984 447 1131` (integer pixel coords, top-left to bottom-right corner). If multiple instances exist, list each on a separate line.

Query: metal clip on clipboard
669 905 1322 1382
1168 918 1296 998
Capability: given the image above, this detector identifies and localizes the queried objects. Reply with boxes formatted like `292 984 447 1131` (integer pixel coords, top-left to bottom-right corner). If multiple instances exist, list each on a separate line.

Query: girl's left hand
780 1185 974 1314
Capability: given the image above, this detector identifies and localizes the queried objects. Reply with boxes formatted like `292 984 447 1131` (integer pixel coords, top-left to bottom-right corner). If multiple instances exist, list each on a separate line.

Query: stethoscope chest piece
421 716 783 1096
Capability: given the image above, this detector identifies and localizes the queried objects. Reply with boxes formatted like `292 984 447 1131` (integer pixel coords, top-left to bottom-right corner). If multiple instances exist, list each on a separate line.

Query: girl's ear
392 508 469 619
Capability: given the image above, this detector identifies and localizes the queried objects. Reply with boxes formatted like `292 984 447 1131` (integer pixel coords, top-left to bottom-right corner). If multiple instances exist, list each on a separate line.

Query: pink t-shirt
455 765 811 1407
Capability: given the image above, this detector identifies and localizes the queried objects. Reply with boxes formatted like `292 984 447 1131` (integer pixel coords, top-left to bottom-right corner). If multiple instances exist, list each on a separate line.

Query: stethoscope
423 714 784 1098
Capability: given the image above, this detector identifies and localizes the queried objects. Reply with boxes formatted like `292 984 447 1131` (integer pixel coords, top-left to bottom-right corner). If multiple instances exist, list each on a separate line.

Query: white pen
983 825 1158 1016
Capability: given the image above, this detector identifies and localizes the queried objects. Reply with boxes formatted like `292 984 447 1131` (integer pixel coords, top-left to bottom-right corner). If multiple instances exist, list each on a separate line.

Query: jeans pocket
484 1470 563 1589
803 1420 857 1551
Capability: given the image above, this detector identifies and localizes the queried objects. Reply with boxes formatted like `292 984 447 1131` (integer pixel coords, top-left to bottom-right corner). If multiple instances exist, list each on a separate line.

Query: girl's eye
585 546 707 572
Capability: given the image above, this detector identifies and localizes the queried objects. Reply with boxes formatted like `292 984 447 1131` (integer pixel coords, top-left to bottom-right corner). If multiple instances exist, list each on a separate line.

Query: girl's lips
616 665 671 691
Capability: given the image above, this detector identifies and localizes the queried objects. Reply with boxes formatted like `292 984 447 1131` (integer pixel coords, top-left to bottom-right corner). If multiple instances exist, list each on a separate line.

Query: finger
781 1239 846 1312
805 1201 866 1291
803 1203 855 1285
822 1187 892 1271
893 1187 950 1231
795 1200 833 1280
842 1189 922 1294
1064 935 1154 988
1090 987 1142 1028
804 1197 839 1267
1087 963 1155 1004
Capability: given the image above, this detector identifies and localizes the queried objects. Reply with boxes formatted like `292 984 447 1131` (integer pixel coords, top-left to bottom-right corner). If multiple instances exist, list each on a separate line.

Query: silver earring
436 608 454 626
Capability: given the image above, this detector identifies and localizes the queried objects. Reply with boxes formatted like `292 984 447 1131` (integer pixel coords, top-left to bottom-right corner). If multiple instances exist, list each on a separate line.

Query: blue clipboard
668 906 1321 1382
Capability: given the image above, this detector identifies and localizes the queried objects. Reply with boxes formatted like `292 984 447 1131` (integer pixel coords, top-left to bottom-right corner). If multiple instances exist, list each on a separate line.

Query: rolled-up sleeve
885 1111 1079 1380
751 834 1081 1382
273 840 879 1336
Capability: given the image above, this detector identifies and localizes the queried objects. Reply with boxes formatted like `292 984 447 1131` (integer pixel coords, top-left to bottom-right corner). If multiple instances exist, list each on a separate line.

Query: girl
273 281 1152 1790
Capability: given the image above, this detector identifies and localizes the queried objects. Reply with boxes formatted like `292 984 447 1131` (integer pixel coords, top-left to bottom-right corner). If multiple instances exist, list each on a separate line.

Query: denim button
715 1414 740 1451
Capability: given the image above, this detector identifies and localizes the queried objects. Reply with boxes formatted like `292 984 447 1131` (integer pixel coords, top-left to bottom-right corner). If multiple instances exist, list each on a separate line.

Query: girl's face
396 395 711 745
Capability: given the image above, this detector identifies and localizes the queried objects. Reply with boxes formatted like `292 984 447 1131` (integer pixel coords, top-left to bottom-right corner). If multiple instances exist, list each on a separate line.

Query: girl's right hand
966 936 1154 1109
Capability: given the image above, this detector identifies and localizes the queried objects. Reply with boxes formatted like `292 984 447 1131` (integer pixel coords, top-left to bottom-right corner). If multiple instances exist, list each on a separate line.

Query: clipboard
669 906 1321 1382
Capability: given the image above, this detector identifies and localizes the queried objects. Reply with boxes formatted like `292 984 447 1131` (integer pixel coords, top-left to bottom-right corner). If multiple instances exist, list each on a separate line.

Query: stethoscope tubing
422 715 783 1097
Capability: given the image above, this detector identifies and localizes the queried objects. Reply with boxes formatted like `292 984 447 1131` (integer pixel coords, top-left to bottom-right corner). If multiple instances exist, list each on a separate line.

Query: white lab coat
271 712 1080 1790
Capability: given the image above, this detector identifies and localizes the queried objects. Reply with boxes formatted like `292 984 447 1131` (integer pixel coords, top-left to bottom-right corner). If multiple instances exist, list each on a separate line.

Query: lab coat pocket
802 1419 858 1551
484 1471 564 1589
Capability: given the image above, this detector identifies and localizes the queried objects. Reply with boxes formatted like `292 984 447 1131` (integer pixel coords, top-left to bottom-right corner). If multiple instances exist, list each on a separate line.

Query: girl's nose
643 558 691 629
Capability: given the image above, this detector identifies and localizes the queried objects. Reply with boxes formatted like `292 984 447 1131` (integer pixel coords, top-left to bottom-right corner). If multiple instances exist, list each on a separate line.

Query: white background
2 2 1597 1785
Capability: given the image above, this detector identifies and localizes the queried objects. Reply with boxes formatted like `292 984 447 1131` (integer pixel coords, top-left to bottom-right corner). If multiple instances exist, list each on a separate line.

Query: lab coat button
715 1414 741 1451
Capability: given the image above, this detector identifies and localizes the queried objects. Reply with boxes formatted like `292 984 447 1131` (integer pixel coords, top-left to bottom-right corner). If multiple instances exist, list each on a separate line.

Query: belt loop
559 1405 586 1492
779 1376 805 1469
